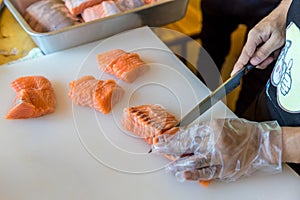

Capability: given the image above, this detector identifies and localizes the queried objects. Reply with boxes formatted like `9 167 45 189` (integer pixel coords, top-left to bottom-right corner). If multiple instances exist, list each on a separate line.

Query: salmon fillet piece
65 0 104 16
24 0 81 33
97 49 148 83
122 104 179 144
68 76 124 114
82 1 121 22
143 0 158 4
114 0 144 12
6 76 56 119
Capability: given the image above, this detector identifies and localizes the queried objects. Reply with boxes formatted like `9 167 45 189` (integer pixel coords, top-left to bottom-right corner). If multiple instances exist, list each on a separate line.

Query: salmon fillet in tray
143 0 158 4
24 0 81 32
114 0 144 12
65 0 104 15
82 1 121 22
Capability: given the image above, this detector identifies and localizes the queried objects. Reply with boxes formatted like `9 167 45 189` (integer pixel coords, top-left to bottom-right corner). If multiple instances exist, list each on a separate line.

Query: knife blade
176 63 255 127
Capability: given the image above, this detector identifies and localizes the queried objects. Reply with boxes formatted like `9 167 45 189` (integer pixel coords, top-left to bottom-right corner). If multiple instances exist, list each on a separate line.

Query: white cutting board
0 27 299 200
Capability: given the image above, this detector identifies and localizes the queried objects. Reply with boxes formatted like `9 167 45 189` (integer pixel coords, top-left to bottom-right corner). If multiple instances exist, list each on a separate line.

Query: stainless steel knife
176 63 255 127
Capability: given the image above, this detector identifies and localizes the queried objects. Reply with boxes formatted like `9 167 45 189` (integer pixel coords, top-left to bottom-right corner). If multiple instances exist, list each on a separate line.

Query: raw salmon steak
114 0 144 12
68 76 124 114
82 1 121 22
97 49 148 83
122 104 179 144
6 76 56 119
24 0 81 33
65 0 104 16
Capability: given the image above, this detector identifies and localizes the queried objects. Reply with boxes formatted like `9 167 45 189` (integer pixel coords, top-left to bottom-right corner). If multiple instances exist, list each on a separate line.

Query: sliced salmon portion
10 76 53 92
65 0 104 16
82 1 121 22
24 0 81 33
144 127 179 145
122 104 179 144
97 49 148 83
97 49 126 73
6 76 56 119
114 0 144 12
68 76 124 114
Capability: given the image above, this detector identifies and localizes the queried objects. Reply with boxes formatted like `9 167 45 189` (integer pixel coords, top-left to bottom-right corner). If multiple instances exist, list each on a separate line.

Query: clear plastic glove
152 118 282 182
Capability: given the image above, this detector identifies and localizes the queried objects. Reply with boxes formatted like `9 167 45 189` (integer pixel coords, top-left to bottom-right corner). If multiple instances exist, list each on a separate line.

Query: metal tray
4 0 188 54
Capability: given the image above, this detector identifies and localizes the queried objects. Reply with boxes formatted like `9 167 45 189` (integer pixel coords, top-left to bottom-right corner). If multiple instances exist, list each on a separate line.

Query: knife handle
244 63 255 75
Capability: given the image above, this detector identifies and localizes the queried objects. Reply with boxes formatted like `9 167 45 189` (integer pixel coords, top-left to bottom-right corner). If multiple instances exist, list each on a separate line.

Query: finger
166 155 211 174
152 126 209 156
175 166 221 182
256 47 282 69
151 132 185 156
250 32 285 67
231 29 263 76
256 56 275 69
231 46 255 76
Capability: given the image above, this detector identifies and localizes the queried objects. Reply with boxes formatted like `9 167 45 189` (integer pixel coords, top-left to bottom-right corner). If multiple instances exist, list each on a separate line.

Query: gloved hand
152 118 282 182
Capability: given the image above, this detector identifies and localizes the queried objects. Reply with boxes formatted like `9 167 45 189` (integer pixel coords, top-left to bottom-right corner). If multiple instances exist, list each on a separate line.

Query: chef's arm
281 0 293 8
282 127 300 163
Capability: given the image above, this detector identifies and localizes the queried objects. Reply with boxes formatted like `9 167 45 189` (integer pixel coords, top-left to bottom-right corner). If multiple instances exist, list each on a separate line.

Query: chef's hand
231 0 292 75
152 118 282 182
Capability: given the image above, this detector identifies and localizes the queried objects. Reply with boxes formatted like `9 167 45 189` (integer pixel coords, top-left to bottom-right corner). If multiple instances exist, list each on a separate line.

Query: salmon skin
114 0 144 12
97 49 148 83
82 1 121 22
65 0 104 16
6 76 56 119
122 104 179 144
68 76 124 114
